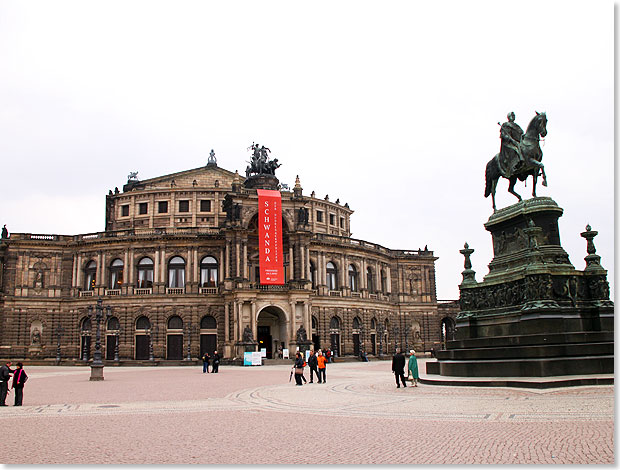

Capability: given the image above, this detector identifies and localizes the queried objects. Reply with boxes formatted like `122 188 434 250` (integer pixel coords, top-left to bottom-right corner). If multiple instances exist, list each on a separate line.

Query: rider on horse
498 112 524 178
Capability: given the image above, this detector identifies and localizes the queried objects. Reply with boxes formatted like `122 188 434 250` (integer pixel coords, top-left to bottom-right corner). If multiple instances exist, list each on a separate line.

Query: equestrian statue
484 111 548 210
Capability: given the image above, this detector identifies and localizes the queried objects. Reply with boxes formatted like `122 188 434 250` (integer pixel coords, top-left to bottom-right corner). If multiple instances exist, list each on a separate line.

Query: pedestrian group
0 361 28 406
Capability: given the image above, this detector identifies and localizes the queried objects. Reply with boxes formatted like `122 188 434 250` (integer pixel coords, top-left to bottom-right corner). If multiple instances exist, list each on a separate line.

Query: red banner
257 189 284 285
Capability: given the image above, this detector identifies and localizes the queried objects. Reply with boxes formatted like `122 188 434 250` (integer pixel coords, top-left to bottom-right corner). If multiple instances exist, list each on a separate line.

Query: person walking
11 362 27 406
392 349 407 388
0 360 13 406
202 351 211 373
211 351 220 373
408 349 419 387
293 352 304 386
316 350 327 384
308 350 318 383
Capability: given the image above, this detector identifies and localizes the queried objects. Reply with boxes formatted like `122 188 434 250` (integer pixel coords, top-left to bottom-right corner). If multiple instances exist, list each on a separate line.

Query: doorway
257 306 287 359
135 335 149 360
167 334 183 360
257 326 272 358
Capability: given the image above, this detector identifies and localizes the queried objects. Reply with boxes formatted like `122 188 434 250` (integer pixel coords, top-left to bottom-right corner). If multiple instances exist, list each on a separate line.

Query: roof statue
484 111 548 210
245 143 281 177
127 171 139 182
207 149 217 167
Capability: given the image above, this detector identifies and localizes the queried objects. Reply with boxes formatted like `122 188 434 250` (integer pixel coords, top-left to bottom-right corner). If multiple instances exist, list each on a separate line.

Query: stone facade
0 160 455 362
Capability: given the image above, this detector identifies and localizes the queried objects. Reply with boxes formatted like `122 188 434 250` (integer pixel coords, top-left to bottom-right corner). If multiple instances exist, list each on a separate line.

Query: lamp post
147 325 158 362
114 327 121 362
377 323 384 357
185 322 196 361
55 324 65 363
404 323 409 353
391 325 400 352
87 298 111 381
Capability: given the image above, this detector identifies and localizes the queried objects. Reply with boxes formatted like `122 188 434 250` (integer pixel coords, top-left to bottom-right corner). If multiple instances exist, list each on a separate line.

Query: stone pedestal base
89 365 104 381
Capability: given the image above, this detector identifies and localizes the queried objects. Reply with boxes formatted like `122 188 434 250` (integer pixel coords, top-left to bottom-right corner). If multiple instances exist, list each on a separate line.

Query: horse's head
534 111 547 137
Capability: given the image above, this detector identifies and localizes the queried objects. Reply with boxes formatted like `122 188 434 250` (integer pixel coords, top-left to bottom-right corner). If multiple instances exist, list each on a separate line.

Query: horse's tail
484 156 499 198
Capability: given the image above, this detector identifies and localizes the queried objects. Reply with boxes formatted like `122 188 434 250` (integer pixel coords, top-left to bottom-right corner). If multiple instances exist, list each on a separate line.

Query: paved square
0 360 613 464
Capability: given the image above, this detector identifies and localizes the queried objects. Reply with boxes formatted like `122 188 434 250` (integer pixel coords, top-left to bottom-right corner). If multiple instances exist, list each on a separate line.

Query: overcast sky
0 0 614 301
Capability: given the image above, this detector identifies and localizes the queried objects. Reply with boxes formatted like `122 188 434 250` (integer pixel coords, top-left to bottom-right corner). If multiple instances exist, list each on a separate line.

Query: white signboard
305 349 310 362
260 348 267 358
282 348 289 359
252 351 262 366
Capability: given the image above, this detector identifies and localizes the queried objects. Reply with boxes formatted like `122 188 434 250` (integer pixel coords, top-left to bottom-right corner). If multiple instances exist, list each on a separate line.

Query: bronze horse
484 112 548 210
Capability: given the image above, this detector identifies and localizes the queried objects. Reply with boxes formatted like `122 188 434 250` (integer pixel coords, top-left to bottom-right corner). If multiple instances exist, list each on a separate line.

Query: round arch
256 305 289 359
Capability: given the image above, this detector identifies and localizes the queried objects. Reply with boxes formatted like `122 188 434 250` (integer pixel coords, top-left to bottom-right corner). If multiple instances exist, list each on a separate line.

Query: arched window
310 261 317 289
81 317 92 332
167 315 183 330
381 269 387 293
109 258 124 289
311 316 318 330
107 316 120 331
168 256 185 288
348 264 358 292
84 260 97 290
330 316 340 330
136 316 151 331
200 315 217 329
326 262 338 291
200 256 218 287
371 318 377 330
136 257 154 288
366 267 374 293
352 317 361 329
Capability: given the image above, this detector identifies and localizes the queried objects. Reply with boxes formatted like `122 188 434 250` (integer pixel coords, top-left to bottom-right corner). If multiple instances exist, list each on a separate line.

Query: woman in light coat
408 350 419 387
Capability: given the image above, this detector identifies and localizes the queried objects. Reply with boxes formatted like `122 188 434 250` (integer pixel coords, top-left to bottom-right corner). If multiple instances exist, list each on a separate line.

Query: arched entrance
441 317 456 346
257 306 287 359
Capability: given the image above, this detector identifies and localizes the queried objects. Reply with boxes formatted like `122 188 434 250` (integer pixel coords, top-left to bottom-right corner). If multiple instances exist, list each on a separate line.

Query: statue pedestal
433 197 613 378
235 341 257 357
89 365 104 381
244 174 279 190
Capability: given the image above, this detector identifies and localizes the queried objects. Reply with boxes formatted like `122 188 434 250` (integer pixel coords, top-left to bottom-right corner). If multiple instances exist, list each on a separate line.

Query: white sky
0 0 614 301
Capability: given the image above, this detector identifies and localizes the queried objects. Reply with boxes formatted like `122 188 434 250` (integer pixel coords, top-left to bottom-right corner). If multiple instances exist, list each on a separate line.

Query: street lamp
55 324 65 363
392 325 400 352
185 322 196 361
377 323 384 357
114 327 121 362
87 298 112 381
147 325 158 362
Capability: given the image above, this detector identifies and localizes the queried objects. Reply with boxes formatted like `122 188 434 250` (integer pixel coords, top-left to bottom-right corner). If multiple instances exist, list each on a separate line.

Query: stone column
186 248 192 287
299 243 305 280
154 249 160 284
251 301 257 342
77 253 84 289
129 249 135 285
219 247 225 282
193 248 199 287
289 301 297 347
160 248 166 285
243 241 248 280
123 250 129 292
386 266 391 293
225 243 230 279
97 252 103 288
340 254 346 288
72 254 78 288
224 302 230 342
235 240 240 279
361 258 367 290
289 246 294 281
306 247 311 280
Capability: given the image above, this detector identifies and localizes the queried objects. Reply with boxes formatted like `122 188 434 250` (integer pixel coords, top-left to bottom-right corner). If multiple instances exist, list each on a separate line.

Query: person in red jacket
11 362 28 406
316 351 327 384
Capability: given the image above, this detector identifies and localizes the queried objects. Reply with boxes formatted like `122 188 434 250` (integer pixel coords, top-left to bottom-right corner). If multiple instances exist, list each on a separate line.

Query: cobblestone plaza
0 360 613 464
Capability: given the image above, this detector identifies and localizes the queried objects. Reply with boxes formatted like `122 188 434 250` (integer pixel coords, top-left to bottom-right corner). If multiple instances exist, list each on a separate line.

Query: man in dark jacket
391 349 407 388
11 362 27 406
211 351 220 373
0 360 13 406
308 350 318 383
